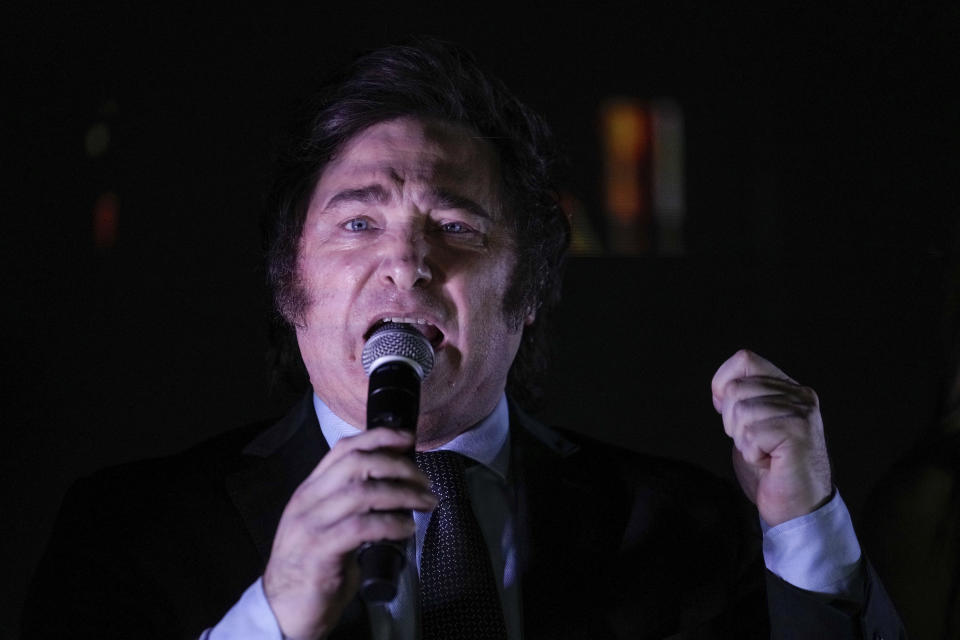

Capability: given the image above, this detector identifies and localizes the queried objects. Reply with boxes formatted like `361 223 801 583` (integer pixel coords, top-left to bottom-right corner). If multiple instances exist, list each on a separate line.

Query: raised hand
711 349 833 526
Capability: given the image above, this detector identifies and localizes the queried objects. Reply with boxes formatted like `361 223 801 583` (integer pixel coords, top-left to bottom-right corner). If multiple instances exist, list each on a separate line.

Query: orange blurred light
601 100 653 254
602 100 650 225
93 192 119 249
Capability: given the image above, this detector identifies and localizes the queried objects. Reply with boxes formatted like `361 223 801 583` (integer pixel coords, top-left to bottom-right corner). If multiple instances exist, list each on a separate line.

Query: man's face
295 117 531 448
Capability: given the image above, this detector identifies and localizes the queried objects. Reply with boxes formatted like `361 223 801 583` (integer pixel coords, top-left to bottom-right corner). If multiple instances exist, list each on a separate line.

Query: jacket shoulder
510 409 768 637
512 404 751 528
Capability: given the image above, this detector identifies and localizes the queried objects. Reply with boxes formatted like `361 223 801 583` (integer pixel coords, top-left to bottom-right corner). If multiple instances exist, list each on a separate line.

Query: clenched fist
711 350 833 527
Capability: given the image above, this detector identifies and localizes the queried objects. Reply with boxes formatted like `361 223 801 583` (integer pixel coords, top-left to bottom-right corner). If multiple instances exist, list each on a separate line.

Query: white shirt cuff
201 577 285 639
760 490 862 596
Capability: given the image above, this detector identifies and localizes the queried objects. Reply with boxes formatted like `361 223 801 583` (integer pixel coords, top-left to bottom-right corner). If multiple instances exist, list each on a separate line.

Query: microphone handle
357 360 421 603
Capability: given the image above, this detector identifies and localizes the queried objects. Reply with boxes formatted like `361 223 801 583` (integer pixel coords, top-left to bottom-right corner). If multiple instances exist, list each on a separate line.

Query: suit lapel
225 393 329 562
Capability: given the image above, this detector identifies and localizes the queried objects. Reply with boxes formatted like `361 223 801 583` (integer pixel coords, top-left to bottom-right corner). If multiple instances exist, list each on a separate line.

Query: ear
524 307 537 326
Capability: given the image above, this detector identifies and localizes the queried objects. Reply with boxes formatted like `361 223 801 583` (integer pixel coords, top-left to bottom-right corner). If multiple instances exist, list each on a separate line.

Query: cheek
459 264 519 339
298 255 367 311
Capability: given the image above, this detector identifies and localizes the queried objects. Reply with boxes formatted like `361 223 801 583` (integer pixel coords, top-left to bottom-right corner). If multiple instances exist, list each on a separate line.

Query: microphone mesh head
361 323 435 379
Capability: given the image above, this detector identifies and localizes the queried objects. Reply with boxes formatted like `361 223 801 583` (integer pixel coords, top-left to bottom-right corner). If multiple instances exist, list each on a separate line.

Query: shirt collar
312 393 510 479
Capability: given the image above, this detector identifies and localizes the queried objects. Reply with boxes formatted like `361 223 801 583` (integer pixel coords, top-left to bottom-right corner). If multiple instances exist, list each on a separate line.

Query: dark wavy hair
263 38 570 409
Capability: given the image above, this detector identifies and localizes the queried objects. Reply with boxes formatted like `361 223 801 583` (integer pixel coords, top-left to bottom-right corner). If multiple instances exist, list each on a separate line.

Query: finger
296 449 431 506
294 478 438 524
310 427 416 480
723 394 813 438
320 511 420 556
711 349 797 411
720 377 818 411
331 448 430 485
732 416 796 465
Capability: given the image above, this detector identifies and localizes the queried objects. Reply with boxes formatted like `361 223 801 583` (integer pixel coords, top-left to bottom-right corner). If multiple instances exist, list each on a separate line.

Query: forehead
314 117 502 210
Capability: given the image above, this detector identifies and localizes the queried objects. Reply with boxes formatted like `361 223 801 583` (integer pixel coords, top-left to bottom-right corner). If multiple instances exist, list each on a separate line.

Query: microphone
357 322 435 603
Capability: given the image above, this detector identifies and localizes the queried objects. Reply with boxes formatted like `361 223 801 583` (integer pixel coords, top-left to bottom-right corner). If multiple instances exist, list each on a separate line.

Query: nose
378 230 432 290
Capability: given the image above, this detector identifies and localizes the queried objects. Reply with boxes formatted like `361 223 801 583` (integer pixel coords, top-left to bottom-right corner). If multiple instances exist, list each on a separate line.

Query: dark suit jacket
23 394 904 639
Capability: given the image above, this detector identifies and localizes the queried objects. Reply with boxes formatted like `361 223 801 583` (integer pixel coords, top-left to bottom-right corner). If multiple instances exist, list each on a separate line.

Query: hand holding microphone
262 324 435 639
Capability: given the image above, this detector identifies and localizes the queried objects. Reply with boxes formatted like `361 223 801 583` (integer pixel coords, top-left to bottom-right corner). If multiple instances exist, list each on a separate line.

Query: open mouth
364 317 445 349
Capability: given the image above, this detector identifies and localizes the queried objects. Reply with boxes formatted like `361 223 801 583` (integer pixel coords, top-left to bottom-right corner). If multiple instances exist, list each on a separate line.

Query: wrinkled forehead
314 117 506 217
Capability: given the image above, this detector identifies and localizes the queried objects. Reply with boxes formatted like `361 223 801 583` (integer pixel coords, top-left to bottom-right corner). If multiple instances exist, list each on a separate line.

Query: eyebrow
428 187 492 220
324 183 492 221
324 184 391 211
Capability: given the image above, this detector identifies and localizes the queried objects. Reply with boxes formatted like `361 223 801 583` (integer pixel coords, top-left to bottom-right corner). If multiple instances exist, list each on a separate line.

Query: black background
3 3 958 637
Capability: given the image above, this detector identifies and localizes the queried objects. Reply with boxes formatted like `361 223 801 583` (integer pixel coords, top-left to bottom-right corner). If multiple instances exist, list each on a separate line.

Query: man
24 40 904 639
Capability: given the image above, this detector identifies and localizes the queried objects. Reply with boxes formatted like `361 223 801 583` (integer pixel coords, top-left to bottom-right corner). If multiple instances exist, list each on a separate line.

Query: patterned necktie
415 450 508 640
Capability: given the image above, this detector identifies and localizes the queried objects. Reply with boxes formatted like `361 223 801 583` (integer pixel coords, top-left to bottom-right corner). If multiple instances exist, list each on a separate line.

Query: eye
343 218 371 232
439 221 471 234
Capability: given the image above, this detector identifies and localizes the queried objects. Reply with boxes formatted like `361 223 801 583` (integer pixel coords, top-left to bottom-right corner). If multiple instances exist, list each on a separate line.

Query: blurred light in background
601 98 685 255
650 99 685 255
84 123 111 159
602 100 650 253
88 99 120 250
93 191 119 249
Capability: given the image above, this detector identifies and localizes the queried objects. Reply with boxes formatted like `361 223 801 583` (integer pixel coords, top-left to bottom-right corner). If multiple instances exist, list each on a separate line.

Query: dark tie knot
415 450 468 503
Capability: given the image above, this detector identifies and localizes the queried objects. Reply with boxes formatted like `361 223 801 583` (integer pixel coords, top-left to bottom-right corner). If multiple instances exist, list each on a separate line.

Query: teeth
382 317 429 325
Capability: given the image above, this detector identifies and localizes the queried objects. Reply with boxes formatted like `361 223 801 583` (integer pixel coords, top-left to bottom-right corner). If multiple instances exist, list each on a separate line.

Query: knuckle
346 449 378 472
331 435 357 453
344 479 373 504
345 448 368 463
735 439 755 461
307 519 329 540
791 393 818 419
385 510 413 528
301 513 334 541
340 515 366 540
799 385 819 406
